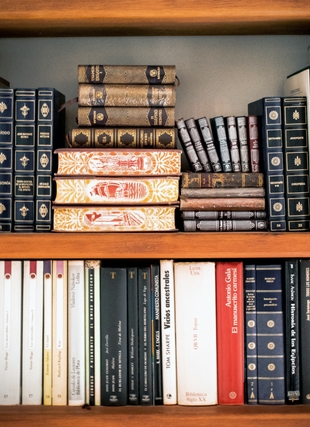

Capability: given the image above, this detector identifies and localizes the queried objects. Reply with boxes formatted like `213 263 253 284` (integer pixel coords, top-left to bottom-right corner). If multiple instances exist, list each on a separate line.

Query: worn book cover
54 176 179 205
180 196 265 211
225 116 241 172
78 84 176 107
181 172 264 188
210 116 232 172
180 187 265 198
196 116 222 172
53 205 177 232
183 218 267 232
78 65 176 85
175 117 203 172
236 116 251 172
247 116 260 172
181 210 266 220
55 148 181 176
185 117 212 172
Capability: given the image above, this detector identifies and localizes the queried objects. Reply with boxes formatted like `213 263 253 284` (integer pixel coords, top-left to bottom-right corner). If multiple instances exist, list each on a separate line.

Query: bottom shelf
0 405 309 426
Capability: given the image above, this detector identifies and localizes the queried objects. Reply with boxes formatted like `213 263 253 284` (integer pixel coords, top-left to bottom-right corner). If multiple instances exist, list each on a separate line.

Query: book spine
225 116 241 172
93 260 101 406
196 116 222 172
248 97 286 231
0 88 14 231
236 116 251 172
77 106 175 127
255 264 286 404
181 210 267 220
282 96 310 231
78 84 176 107
14 88 37 231
216 262 244 404
52 260 68 405
174 261 217 405
43 260 52 405
181 172 264 188
68 260 85 406
36 88 65 231
210 116 232 172
67 127 177 149
183 218 267 231
180 187 265 198
284 259 300 403
244 263 258 404
22 260 44 405
179 197 266 211
247 115 260 172
138 266 153 405
53 176 180 205
151 264 163 405
100 266 127 405
299 259 310 404
160 259 177 405
175 118 203 172
78 65 176 85
185 117 212 172
127 266 139 405
0 260 22 405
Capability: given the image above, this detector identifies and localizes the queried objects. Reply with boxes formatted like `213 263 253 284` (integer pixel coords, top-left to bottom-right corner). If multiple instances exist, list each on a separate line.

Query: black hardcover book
0 88 14 231
175 118 203 172
14 88 37 231
210 116 232 172
151 264 163 405
255 264 286 404
185 117 212 172
282 96 310 231
236 116 251 172
284 259 300 403
299 259 310 404
181 210 266 220
248 97 286 231
127 267 139 405
196 116 222 172
36 87 65 231
225 116 241 172
100 266 128 405
244 264 258 404
183 218 267 232
138 266 153 405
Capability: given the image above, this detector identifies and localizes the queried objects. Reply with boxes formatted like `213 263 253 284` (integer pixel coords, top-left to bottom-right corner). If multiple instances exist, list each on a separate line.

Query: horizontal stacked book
53 65 181 232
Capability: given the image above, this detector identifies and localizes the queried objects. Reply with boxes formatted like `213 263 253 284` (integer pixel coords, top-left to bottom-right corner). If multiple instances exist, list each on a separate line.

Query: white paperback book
160 259 177 405
0 260 22 405
68 260 85 405
174 261 218 405
22 260 44 404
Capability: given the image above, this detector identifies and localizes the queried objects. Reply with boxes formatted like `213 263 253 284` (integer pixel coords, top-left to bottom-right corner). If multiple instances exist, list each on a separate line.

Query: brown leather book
180 196 265 211
181 172 264 188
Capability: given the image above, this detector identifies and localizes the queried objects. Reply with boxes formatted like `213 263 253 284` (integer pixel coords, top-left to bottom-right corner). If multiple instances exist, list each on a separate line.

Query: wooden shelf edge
1 232 310 259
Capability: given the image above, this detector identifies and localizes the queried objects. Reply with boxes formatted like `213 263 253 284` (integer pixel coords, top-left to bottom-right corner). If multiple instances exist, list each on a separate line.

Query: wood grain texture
0 0 309 36
2 232 310 259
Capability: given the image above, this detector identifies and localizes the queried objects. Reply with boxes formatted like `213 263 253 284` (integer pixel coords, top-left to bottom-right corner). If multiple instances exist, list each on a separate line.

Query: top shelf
1 0 310 37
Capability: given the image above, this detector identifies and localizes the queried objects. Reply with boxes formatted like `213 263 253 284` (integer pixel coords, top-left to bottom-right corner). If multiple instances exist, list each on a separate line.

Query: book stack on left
53 65 181 231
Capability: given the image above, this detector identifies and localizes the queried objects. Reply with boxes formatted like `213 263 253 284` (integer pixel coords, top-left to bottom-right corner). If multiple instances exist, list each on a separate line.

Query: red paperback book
216 261 244 404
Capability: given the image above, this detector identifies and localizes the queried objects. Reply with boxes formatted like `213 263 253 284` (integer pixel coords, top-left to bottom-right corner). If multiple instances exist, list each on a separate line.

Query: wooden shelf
0 0 310 37
1 232 310 260
0 404 310 427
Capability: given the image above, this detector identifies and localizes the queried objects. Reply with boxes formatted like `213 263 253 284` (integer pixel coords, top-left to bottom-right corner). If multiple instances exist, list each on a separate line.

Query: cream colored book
68 260 85 405
52 260 68 405
22 260 44 405
43 260 53 405
0 261 22 405
174 261 217 405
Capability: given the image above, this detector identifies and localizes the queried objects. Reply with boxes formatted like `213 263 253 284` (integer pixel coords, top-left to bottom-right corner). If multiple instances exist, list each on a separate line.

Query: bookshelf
1 0 310 425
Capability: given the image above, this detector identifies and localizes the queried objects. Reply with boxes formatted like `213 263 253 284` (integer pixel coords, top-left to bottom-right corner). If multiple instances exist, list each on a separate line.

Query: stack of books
179 171 267 231
53 65 181 232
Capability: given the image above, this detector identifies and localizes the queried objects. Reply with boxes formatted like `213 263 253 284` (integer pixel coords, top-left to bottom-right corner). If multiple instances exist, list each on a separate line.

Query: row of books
1 258 309 406
0 86 65 232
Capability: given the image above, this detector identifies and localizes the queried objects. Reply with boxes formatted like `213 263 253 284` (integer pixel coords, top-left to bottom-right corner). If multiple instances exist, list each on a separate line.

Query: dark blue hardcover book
210 116 232 172
100 266 128 405
248 97 286 231
138 265 153 405
244 263 258 404
255 264 286 404
36 88 65 231
14 88 37 231
299 259 310 404
284 259 300 403
151 263 163 405
127 266 139 405
282 96 309 231
0 88 14 231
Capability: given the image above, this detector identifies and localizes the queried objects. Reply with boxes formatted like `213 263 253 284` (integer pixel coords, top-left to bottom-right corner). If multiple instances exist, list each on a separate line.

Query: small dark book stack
176 115 267 232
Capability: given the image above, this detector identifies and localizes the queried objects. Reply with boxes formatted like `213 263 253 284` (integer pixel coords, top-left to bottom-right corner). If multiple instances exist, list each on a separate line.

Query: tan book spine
180 197 266 211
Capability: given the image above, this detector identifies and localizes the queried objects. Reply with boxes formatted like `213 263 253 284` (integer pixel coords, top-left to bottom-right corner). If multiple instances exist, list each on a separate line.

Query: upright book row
0 87 65 232
1 258 309 406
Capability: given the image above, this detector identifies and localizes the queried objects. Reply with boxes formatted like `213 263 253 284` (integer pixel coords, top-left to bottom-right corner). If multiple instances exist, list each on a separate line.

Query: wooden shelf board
1 232 310 260
0 0 309 36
